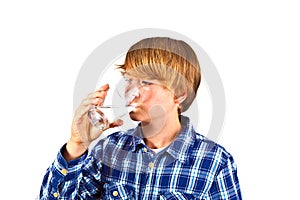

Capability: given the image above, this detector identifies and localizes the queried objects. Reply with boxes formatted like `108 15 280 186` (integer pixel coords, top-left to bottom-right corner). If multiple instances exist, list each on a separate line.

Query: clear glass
87 84 138 130
88 105 135 130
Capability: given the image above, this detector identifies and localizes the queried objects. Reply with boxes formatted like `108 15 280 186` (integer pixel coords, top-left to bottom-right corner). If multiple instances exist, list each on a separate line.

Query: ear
174 92 187 104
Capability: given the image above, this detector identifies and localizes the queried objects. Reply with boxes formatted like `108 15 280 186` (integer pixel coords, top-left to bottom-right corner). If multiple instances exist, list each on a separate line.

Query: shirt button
61 169 67 175
112 190 118 196
53 192 59 198
143 147 147 153
149 162 154 169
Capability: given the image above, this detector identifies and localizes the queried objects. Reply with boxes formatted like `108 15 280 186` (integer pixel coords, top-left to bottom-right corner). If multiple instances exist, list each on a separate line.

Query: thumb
109 119 123 128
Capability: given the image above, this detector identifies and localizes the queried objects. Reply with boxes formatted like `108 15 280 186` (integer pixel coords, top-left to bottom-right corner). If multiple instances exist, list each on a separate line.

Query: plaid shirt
40 116 242 199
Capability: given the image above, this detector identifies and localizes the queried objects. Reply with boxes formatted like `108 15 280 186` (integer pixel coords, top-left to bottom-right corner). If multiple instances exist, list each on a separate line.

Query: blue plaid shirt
40 116 242 199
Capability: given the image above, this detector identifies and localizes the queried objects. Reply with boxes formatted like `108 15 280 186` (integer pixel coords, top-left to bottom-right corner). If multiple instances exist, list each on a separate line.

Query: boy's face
125 77 178 124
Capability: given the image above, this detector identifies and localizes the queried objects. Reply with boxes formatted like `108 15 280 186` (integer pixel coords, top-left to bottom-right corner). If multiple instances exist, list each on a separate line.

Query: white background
1 1 299 199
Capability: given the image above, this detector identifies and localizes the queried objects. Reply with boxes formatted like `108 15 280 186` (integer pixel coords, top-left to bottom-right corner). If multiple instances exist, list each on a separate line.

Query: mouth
127 102 141 113
129 102 139 108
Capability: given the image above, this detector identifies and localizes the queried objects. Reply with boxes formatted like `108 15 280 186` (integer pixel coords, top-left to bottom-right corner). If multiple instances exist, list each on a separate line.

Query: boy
40 37 242 199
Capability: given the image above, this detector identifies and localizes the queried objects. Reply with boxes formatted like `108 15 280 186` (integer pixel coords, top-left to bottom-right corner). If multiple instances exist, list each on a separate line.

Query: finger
109 119 123 128
80 97 102 107
96 83 110 92
86 90 108 100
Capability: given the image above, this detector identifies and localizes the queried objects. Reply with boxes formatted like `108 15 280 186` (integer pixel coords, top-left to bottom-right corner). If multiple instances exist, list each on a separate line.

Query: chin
129 111 140 121
129 111 150 123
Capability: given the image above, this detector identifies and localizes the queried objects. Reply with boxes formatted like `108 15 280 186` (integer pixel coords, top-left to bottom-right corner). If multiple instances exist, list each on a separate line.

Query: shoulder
190 131 235 169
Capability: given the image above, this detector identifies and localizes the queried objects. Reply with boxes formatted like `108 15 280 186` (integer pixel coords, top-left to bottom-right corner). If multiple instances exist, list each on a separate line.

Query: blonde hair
119 37 201 113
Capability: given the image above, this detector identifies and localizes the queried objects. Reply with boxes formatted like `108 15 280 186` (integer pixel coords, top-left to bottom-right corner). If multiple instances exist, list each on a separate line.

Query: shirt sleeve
39 144 102 200
207 156 242 200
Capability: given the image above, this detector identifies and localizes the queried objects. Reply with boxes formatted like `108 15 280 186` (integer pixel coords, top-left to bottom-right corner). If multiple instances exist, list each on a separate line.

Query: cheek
143 90 174 106
139 91 154 103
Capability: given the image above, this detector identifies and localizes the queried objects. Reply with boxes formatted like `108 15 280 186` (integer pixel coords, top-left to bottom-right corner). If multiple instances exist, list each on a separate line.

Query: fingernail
116 119 123 126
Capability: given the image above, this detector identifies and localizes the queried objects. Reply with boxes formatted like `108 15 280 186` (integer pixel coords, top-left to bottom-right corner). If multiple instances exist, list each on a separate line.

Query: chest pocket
160 191 203 200
102 182 135 200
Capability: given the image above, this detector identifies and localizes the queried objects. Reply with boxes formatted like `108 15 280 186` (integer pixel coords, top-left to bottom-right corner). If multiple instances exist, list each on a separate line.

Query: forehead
123 70 162 81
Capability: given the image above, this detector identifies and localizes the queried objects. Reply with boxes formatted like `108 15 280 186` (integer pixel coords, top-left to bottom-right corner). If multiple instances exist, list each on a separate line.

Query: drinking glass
87 82 138 130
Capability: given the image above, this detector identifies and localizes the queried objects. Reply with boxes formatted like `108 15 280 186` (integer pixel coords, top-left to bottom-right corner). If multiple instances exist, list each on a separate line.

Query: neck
142 114 181 149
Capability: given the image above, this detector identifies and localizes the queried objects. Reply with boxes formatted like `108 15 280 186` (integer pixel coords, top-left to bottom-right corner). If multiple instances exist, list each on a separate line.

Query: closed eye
124 78 133 85
140 80 153 86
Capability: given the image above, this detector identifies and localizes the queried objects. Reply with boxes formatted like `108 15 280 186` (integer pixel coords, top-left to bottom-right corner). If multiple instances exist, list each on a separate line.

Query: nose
125 86 140 105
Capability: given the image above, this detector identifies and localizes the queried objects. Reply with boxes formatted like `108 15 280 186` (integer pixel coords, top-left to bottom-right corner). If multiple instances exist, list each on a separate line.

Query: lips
129 102 140 108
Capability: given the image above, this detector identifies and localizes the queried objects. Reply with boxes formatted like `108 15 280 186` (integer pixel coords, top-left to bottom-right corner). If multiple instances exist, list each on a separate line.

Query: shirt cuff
51 144 88 181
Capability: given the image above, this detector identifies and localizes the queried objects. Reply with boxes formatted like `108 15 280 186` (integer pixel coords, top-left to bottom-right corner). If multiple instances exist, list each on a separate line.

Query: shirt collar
129 125 145 152
129 116 196 162
166 116 196 163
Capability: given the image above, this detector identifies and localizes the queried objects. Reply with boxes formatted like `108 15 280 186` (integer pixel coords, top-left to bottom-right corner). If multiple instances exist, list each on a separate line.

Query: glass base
88 106 109 130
